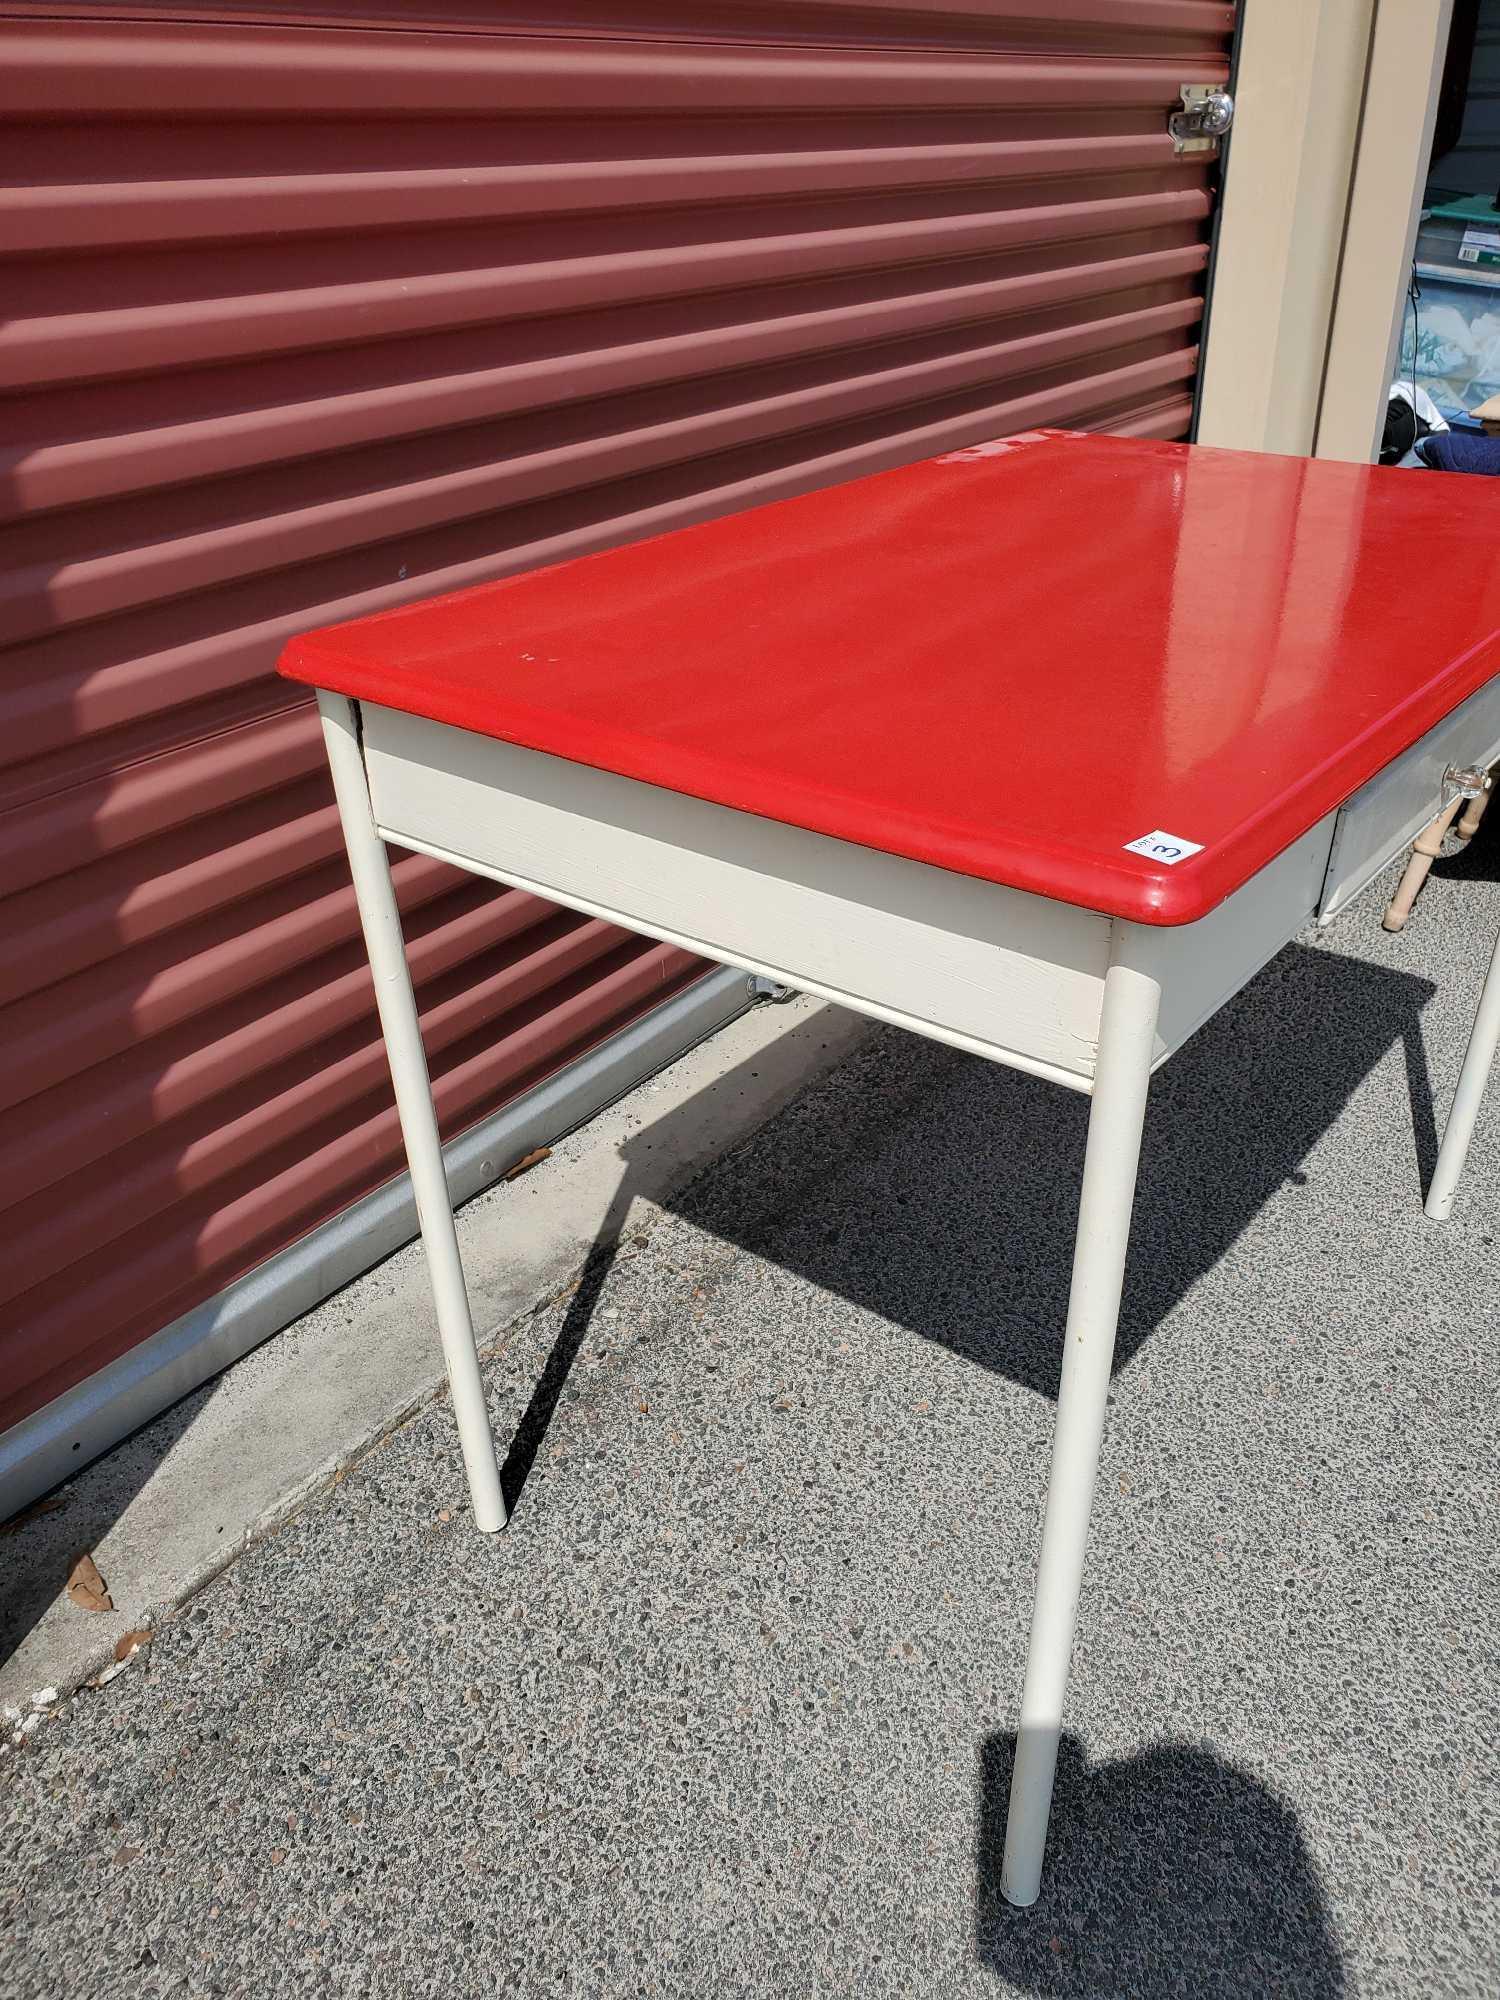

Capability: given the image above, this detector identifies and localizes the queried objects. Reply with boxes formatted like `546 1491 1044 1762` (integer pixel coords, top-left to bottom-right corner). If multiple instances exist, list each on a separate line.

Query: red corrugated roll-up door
0 0 1236 1498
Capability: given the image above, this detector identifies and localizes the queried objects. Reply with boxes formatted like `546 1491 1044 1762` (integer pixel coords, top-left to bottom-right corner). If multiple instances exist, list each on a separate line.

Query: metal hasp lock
1169 84 1234 154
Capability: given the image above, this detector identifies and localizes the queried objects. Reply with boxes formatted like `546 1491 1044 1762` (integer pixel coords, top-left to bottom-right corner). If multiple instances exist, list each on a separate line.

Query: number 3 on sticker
1123 830 1203 866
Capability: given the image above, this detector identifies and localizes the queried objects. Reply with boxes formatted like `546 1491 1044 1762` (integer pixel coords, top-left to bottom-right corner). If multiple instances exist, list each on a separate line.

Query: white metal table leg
1425 927 1500 1222
318 691 507 1532
1001 956 1161 1907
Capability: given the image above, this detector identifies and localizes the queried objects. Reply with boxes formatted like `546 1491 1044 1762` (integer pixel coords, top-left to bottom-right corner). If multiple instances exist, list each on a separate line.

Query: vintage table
279 429 1500 1907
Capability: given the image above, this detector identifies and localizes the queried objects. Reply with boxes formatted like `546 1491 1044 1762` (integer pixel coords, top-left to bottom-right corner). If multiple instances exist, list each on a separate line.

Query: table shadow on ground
500 937 1439 1515
975 1731 1346 1998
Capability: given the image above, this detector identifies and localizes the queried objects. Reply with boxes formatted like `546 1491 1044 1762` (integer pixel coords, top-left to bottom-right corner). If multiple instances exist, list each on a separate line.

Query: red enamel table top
280 431 1500 925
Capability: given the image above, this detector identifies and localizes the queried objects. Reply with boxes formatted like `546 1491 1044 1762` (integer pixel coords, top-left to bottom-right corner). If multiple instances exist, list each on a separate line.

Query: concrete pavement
3 834 1499 1997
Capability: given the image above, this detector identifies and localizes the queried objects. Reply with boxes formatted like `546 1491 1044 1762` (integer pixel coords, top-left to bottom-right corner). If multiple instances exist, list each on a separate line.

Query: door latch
1169 84 1234 154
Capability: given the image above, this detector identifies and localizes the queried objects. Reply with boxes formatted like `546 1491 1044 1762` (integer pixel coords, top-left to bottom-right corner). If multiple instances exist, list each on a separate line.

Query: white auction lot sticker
1123 830 1203 865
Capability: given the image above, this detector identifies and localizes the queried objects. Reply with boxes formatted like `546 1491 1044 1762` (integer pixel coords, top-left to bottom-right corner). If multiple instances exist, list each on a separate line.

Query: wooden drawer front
1319 675 1500 921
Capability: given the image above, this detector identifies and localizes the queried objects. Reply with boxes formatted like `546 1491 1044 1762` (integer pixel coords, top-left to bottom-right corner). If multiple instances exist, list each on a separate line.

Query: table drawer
361 702 1114 1086
1318 674 1500 920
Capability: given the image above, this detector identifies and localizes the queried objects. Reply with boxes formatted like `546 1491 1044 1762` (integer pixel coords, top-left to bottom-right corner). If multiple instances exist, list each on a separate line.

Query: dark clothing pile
1413 428 1500 476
